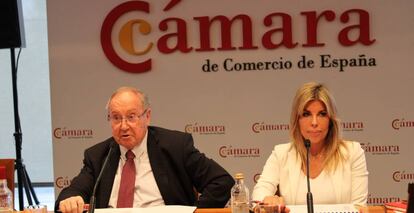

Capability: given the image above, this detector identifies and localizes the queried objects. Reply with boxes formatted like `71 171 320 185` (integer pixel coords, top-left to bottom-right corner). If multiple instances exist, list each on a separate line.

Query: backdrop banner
47 0 414 205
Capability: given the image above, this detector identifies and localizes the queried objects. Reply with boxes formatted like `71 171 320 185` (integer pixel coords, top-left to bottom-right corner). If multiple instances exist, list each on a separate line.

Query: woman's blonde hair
289 82 346 172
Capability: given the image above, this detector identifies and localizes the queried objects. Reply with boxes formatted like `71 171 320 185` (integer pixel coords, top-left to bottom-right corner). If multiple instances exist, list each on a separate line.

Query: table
195 208 231 213
16 206 391 213
194 206 390 213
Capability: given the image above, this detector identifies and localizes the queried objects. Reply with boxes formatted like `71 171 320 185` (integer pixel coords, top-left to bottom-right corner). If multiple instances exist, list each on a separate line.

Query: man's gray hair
106 86 150 111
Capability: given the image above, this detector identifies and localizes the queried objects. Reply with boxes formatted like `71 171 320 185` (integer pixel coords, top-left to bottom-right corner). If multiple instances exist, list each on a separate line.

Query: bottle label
0 195 11 208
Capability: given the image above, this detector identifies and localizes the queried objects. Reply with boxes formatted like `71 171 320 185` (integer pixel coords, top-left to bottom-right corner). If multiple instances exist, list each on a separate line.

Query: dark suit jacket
55 126 234 211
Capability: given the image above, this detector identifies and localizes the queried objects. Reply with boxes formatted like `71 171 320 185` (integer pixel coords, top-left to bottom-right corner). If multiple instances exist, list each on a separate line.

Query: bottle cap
235 173 244 179
0 166 6 179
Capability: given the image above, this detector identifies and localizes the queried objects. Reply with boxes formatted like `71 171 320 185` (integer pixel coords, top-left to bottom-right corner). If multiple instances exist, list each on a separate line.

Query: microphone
304 139 314 213
89 142 116 213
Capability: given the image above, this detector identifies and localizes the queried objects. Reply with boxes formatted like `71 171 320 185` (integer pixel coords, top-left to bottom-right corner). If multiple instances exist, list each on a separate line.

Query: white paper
287 204 359 213
94 205 196 213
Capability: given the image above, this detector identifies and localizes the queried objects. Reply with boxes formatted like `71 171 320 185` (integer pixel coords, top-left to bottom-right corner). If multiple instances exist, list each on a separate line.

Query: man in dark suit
55 87 234 213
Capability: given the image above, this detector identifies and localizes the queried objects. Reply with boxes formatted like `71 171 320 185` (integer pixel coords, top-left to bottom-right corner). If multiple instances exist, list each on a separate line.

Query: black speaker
0 0 24 49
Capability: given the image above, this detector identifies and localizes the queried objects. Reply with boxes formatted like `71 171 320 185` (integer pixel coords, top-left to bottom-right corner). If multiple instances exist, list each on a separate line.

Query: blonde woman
252 82 368 211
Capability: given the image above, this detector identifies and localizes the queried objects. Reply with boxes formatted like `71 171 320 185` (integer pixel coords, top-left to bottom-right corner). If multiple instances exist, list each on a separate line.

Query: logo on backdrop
101 1 376 73
367 194 400 205
391 118 414 130
392 170 414 182
341 121 364 131
53 127 94 139
252 122 289 133
359 142 400 155
219 145 260 158
184 123 225 135
55 176 72 189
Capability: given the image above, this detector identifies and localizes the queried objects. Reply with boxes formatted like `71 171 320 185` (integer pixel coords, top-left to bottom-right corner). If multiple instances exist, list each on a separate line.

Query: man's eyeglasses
108 109 148 124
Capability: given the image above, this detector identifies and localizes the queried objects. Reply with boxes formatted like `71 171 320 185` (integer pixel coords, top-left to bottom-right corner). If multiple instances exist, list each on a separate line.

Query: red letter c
101 1 151 73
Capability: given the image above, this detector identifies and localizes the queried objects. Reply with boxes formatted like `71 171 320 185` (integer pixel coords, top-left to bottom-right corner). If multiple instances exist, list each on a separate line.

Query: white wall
0 0 52 183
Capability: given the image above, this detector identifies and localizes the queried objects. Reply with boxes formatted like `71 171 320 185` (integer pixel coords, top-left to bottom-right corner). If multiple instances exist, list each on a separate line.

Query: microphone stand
407 183 414 213
304 139 314 213
10 47 39 210
89 143 115 213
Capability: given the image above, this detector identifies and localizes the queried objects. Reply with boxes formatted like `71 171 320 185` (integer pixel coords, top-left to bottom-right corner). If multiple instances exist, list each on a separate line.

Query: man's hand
59 196 85 213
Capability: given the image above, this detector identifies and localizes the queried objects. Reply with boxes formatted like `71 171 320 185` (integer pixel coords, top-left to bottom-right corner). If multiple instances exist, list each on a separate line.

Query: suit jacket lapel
97 141 120 208
331 158 345 203
287 149 301 204
147 129 171 204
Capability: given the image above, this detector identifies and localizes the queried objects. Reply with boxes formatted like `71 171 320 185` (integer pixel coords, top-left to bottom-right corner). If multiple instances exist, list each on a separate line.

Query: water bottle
0 166 13 213
231 173 249 213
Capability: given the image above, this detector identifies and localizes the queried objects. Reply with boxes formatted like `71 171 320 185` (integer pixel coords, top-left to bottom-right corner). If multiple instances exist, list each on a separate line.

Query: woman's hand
260 195 290 213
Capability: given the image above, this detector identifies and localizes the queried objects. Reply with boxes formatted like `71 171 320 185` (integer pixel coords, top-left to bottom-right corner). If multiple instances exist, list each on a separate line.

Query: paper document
287 203 358 213
95 205 196 213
